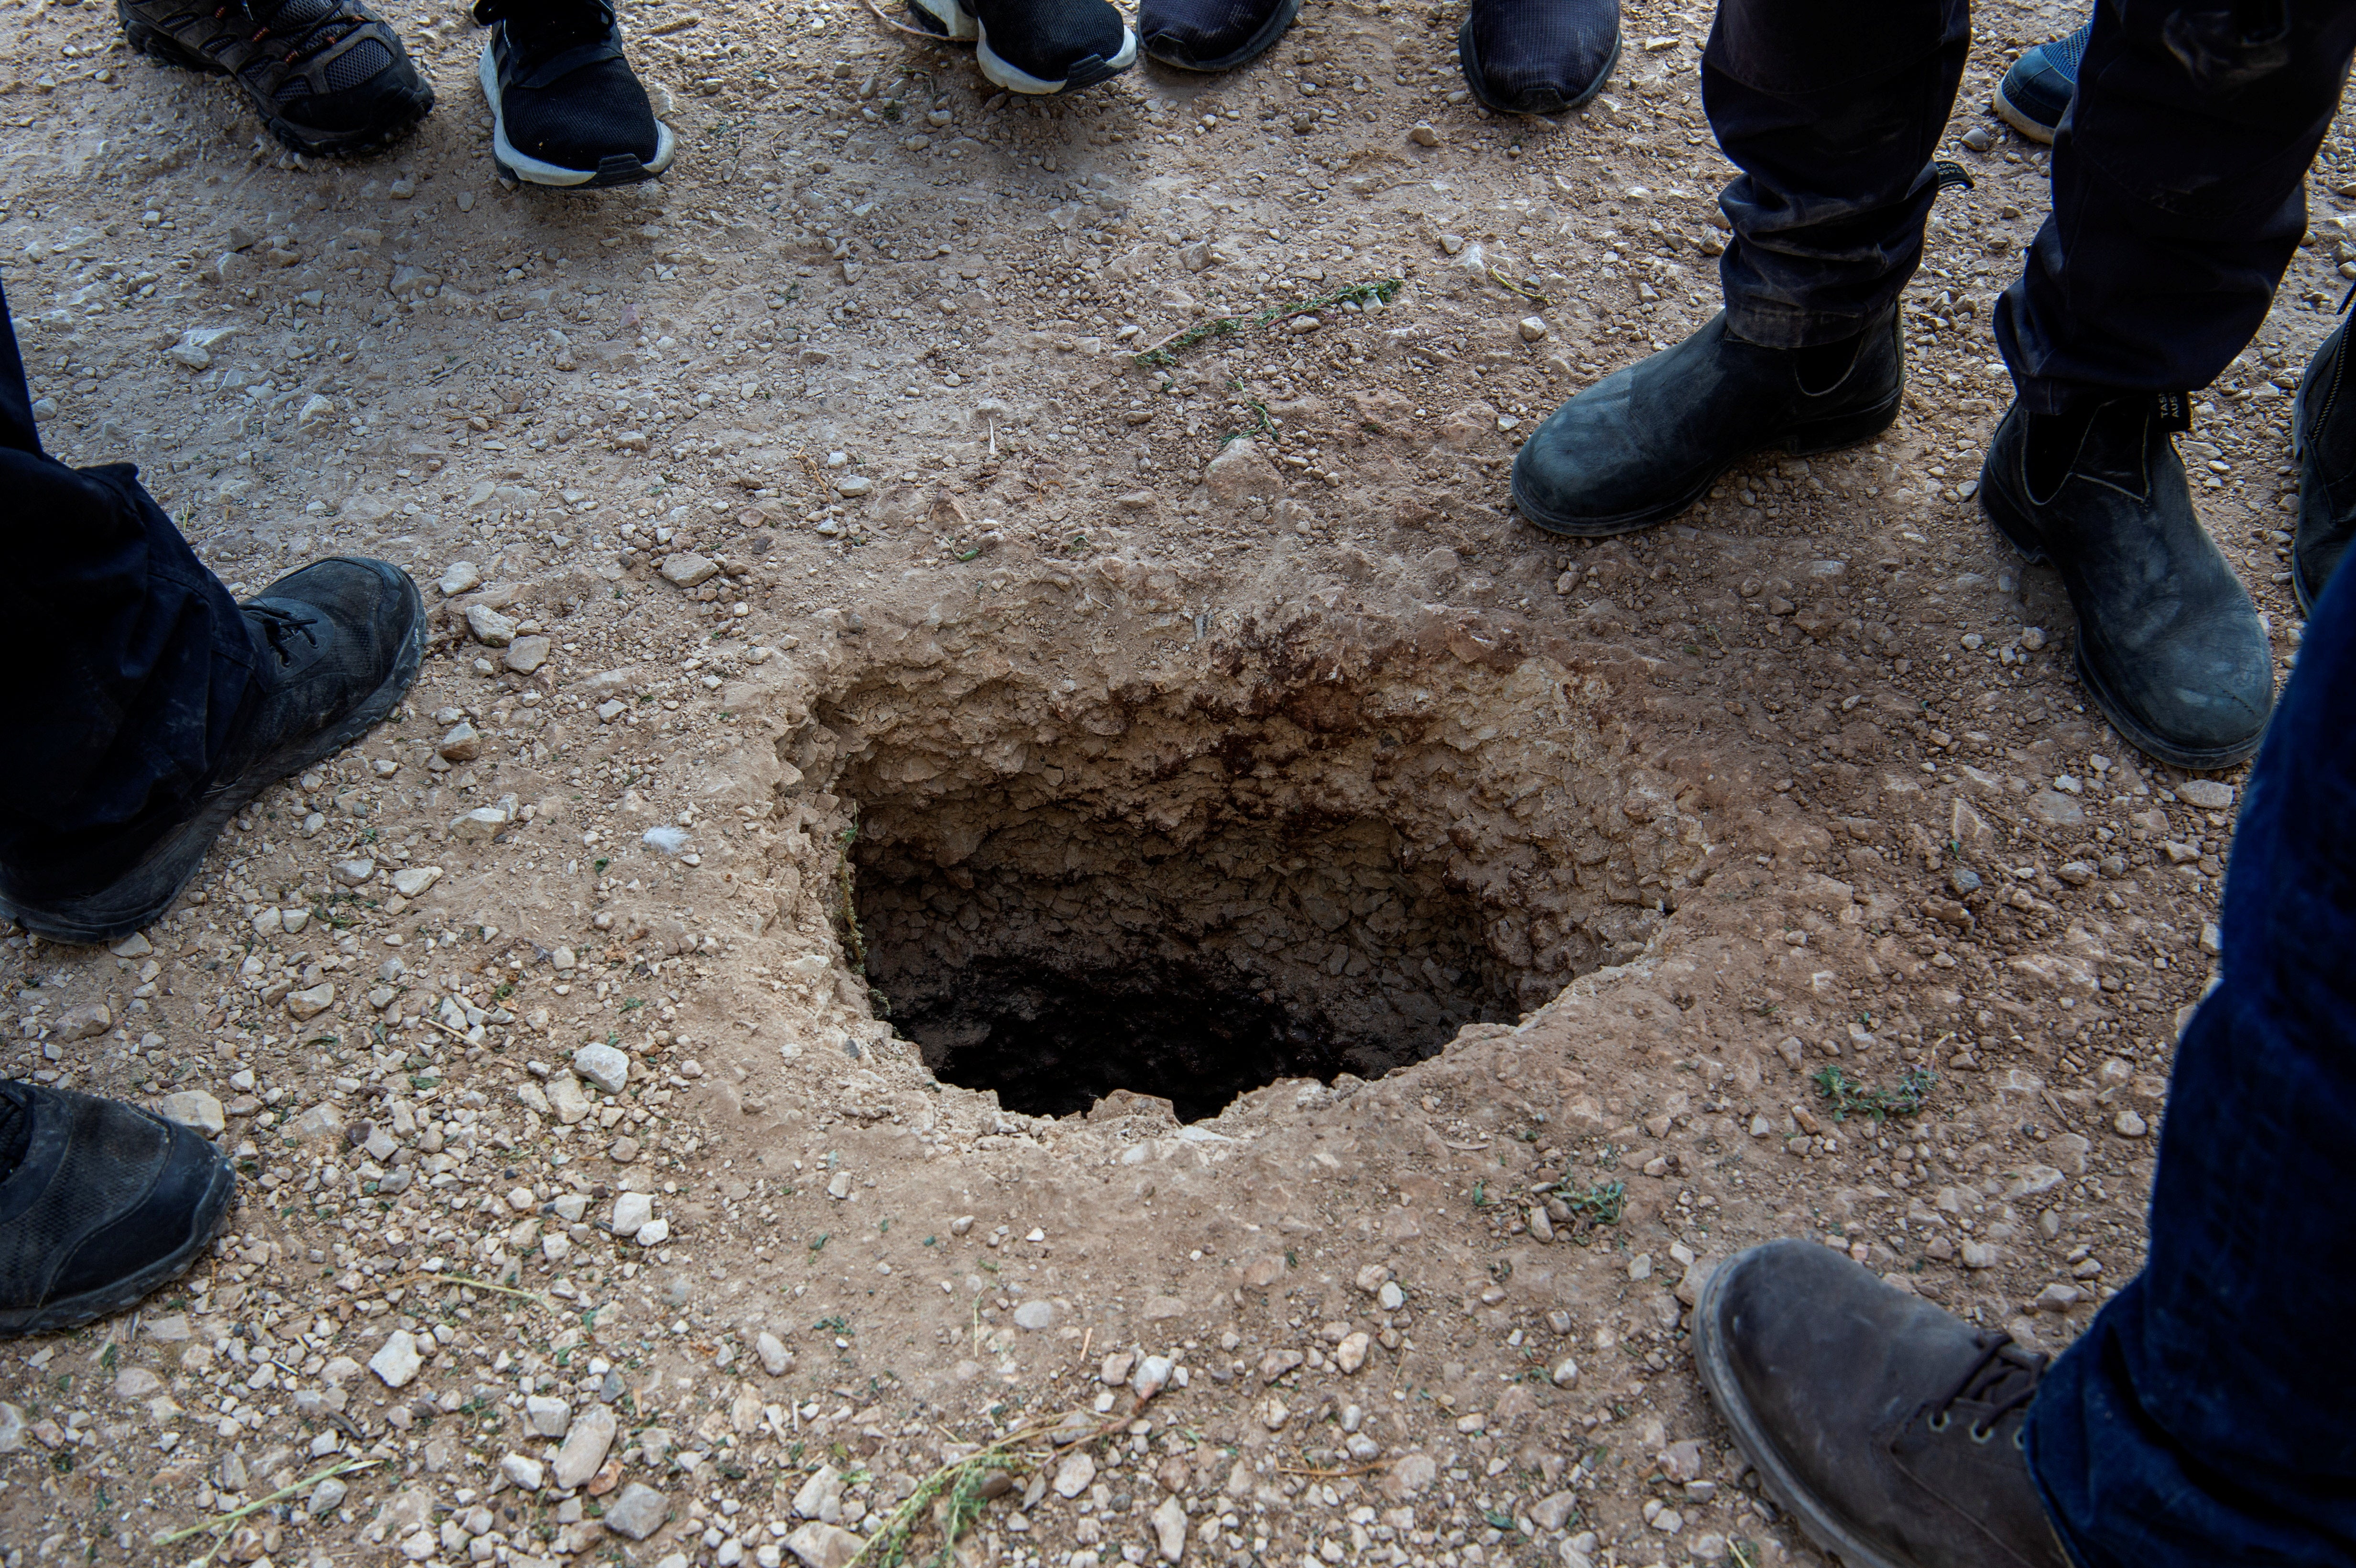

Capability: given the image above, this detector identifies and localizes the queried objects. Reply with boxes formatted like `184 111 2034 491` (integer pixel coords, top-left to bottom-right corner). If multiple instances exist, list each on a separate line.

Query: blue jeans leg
2024 553 2356 1558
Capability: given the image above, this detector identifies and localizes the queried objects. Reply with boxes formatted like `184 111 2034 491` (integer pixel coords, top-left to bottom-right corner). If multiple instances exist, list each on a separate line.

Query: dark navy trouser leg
2024 558 2356 1562
0 281 257 895
1998 0 2356 413
1703 0 1971 348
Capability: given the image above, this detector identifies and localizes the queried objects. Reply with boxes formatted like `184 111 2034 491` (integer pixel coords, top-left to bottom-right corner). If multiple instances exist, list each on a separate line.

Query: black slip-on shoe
0 557 424 946
1980 398 2274 770
1458 0 1620 116
1510 307 1902 537
1991 21 2088 146
0 1082 237 1339
909 0 1137 95
117 0 433 156
1695 1240 2075 1568
2291 314 2356 615
1139 0 1300 72
476 0 674 188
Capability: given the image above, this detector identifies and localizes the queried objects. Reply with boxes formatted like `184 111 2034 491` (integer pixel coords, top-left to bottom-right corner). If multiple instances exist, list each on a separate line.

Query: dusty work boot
117 0 434 156
1695 1240 2074 1568
1510 305 1902 536
2292 313 2356 614
1979 397 2274 768
0 1082 237 1338
0 557 424 945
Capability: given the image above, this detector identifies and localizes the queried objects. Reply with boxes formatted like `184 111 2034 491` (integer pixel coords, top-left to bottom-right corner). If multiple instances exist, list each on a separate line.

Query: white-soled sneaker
907 0 1136 95
475 0 674 188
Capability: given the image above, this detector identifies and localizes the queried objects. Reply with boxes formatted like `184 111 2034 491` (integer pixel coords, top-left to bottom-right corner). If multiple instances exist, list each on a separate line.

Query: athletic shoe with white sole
474 0 674 188
1458 0 1620 117
909 0 1136 96
1992 20 2087 145
116 0 433 156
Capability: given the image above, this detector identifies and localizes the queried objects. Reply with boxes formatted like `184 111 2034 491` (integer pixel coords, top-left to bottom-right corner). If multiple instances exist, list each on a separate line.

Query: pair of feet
118 0 672 187
0 556 428 1337
1510 300 2356 770
907 0 1621 111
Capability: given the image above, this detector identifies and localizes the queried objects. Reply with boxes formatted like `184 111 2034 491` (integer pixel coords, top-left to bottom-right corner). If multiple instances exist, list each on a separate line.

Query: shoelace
472 0 615 49
250 603 320 664
1925 1333 2047 1443
229 0 360 65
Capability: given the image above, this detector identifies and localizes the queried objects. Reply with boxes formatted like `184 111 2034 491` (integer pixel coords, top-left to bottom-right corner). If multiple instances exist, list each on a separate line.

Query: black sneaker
0 1082 237 1339
475 0 674 188
1139 0 1300 72
1510 307 1902 536
117 0 433 156
1458 0 1620 117
1696 1241 2074 1568
2292 314 2356 614
0 558 425 946
909 0 1137 96
1992 21 2088 145
1979 398 2274 769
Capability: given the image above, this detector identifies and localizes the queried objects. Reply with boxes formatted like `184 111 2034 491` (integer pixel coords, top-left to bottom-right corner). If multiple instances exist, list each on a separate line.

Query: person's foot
1458 0 1620 116
475 0 674 188
2292 315 2356 614
1139 0 1299 72
0 557 425 945
909 0 1136 96
1991 21 2088 145
0 1082 237 1338
1979 398 2274 769
116 0 433 156
1695 1240 2074 1568
1510 307 1902 536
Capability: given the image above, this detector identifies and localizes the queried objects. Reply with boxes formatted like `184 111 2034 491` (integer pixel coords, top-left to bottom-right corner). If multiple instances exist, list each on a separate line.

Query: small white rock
369 1329 424 1389
573 1043 630 1095
499 1453 545 1491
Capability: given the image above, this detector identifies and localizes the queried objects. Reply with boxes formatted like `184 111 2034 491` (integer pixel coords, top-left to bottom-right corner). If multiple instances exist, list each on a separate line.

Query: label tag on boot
1931 160 1975 193
2153 392 2192 433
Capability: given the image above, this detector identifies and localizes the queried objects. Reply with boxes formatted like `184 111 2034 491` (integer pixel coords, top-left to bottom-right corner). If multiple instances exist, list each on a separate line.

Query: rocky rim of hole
730 599 1765 1126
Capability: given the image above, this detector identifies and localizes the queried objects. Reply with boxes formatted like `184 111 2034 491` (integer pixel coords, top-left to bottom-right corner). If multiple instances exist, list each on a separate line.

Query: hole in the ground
793 632 1695 1122
854 815 1517 1122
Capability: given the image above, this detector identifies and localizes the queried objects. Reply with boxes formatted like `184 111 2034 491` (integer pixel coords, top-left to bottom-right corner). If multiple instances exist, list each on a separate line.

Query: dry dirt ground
1 0 2344 1564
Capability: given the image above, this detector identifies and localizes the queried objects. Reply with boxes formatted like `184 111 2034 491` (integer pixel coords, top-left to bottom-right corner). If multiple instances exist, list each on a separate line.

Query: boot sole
1989 81 2058 146
479 42 675 188
1511 391 1900 538
121 5 434 158
0 563 427 946
0 1147 235 1339
1142 0 1301 73
1978 480 2266 772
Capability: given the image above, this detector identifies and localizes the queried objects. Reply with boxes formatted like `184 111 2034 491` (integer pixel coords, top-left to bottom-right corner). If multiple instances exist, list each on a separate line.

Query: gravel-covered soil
2 0 2341 1564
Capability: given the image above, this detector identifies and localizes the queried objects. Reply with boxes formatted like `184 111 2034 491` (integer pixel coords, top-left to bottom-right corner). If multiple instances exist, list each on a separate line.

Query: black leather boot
2293 315 2356 615
0 557 424 944
1510 307 1903 537
1695 1240 2074 1568
1979 398 2273 769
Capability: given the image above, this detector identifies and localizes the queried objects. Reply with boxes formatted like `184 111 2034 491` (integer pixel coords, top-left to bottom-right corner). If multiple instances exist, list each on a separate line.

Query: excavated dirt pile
796 621 1712 1120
